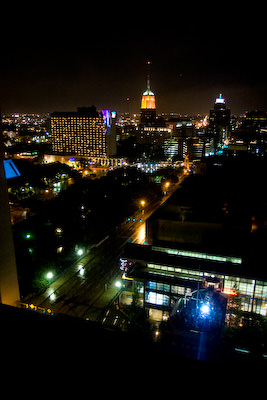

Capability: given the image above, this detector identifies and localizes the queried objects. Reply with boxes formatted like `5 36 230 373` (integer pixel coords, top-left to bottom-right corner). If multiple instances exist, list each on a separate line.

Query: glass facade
134 258 267 317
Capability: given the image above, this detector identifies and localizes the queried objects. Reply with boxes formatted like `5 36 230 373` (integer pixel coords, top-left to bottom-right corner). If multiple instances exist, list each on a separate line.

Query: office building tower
140 61 156 125
50 106 116 160
138 62 171 147
209 94 230 151
228 111 267 155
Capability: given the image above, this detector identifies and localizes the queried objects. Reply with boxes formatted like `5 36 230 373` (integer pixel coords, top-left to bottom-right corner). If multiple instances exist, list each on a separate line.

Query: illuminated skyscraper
50 106 116 160
209 93 230 151
140 61 156 124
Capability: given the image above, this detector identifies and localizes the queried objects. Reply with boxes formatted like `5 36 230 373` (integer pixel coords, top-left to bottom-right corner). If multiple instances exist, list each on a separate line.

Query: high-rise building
208 94 230 151
140 61 156 125
227 111 267 155
50 106 116 160
138 62 171 147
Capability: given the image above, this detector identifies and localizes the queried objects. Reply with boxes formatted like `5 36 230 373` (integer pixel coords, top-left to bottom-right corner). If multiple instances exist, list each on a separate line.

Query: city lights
3 45 267 367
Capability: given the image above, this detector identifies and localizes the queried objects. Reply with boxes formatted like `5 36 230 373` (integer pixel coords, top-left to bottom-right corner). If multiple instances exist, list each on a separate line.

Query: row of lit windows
142 280 267 315
51 137 105 143
51 118 102 123
152 246 242 264
145 262 267 315
51 122 104 127
51 130 105 136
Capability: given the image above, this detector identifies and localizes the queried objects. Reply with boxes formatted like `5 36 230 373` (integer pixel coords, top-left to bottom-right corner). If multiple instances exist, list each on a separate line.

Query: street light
46 272 53 280
140 200 146 214
49 292 56 301
77 249 83 256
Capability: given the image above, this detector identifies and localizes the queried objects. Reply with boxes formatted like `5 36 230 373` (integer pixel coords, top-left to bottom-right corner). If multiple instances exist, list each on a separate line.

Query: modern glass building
124 243 267 319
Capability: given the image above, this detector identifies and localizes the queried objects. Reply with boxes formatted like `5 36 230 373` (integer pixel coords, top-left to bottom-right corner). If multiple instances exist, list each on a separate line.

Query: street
22 181 181 321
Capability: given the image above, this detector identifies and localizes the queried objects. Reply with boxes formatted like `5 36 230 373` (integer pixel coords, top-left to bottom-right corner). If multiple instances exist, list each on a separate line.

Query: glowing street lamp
49 292 56 301
77 249 83 256
46 272 53 280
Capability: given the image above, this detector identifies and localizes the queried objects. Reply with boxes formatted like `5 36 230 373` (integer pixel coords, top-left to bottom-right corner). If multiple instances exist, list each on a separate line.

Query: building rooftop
146 155 267 265
124 242 267 282
51 106 99 118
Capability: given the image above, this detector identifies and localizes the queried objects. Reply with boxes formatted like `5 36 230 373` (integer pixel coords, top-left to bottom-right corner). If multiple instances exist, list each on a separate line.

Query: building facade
208 94 230 151
140 61 156 125
122 162 267 320
50 107 116 159
124 243 267 321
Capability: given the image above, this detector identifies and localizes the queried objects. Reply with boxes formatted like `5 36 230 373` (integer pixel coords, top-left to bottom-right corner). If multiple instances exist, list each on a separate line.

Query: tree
124 290 151 338
225 284 242 328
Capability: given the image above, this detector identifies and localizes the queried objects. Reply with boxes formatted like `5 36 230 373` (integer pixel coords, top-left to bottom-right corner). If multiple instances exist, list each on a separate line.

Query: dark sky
1 5 266 115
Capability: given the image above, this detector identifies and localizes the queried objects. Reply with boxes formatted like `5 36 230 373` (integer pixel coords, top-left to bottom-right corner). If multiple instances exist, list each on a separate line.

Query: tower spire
146 60 151 91
141 61 156 112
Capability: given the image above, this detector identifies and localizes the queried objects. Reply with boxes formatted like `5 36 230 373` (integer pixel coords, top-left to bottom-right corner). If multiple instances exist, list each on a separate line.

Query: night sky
1 6 266 115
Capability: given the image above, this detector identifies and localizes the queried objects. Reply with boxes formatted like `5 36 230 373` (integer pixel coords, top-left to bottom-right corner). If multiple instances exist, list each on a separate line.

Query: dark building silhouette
0 116 20 306
208 94 230 152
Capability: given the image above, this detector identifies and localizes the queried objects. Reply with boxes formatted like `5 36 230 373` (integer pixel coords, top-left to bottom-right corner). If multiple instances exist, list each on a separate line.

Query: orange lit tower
140 61 156 124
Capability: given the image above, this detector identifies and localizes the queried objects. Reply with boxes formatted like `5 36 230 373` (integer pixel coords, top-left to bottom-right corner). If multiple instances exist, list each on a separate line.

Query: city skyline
1 7 266 115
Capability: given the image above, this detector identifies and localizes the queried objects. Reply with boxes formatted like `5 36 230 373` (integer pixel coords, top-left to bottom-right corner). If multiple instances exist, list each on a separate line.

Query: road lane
23 180 181 319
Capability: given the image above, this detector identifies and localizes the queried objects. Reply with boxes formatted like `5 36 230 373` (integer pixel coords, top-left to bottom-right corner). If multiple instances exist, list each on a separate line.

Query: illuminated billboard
102 110 111 128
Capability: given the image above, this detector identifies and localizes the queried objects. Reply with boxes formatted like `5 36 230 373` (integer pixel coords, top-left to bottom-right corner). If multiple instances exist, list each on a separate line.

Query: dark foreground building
123 156 267 320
